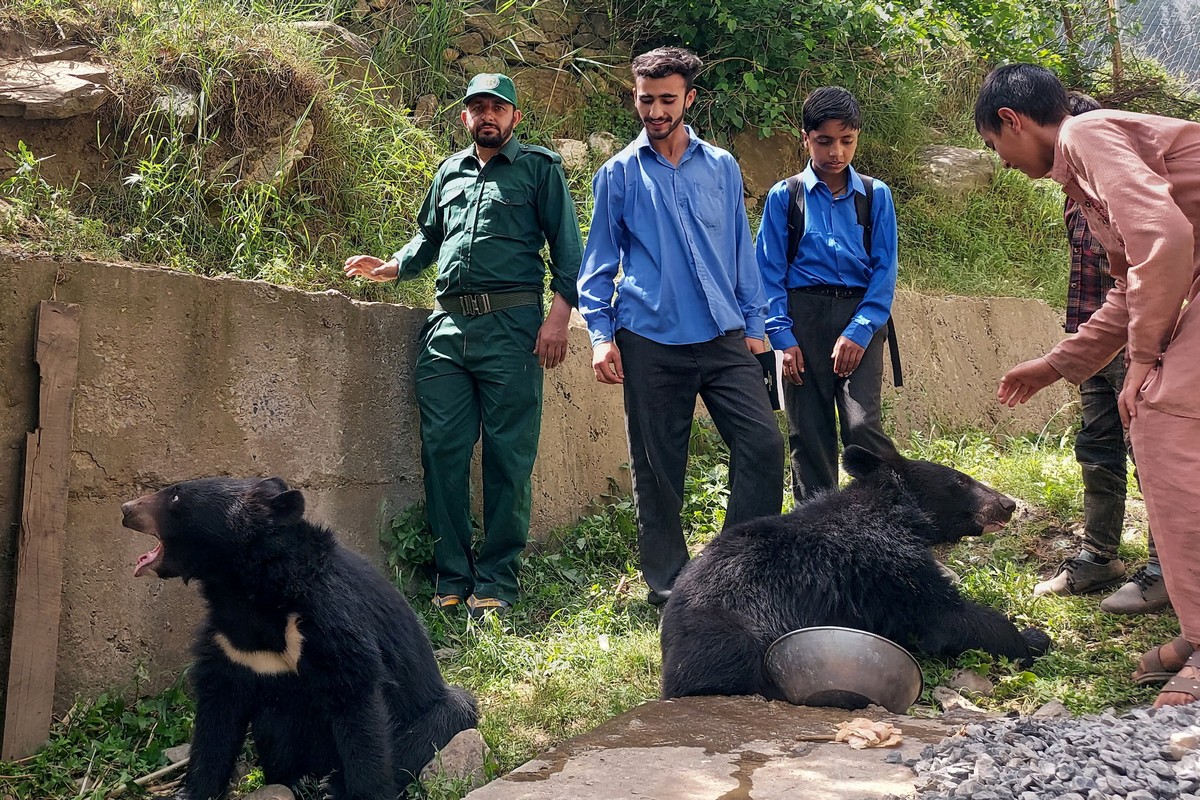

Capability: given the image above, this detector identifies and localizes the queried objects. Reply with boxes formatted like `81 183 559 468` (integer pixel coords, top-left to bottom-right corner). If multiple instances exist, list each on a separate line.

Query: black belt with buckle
434 290 541 317
790 284 867 299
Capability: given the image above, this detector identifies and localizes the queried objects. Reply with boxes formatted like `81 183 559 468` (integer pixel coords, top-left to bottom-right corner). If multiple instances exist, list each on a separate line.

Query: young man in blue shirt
577 46 784 607
756 86 900 502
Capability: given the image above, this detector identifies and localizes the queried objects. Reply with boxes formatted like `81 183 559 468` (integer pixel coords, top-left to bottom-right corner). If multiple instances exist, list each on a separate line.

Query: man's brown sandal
1133 635 1196 686
1159 650 1200 703
466 595 511 619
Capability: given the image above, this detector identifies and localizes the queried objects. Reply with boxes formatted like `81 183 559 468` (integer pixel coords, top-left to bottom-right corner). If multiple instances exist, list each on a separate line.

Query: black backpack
783 173 903 387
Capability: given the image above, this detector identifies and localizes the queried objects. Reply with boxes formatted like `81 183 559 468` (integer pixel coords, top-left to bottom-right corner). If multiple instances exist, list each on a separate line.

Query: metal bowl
764 626 924 714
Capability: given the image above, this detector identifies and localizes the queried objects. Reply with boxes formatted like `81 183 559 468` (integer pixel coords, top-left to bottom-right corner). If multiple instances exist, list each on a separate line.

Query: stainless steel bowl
764 626 924 714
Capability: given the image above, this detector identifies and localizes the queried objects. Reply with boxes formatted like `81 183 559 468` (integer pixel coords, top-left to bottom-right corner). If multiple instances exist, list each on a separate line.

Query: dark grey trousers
783 290 895 502
1077 352 1157 564
617 329 785 604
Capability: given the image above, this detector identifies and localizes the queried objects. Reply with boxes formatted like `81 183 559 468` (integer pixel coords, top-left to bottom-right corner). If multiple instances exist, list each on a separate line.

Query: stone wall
0 254 629 714
0 253 1073 718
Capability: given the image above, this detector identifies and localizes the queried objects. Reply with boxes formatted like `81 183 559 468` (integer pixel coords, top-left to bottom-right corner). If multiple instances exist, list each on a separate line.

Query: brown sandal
1133 636 1196 686
1158 651 1200 705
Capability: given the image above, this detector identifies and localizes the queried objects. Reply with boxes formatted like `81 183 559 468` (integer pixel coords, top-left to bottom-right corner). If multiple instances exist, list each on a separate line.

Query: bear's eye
171 494 180 504
954 477 968 487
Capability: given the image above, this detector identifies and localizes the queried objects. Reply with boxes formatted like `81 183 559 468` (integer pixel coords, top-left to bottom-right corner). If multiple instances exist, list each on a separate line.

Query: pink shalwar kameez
1041 109 1200 643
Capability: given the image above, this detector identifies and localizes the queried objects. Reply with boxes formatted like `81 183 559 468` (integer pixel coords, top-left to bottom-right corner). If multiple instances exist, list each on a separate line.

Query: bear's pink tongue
134 544 161 577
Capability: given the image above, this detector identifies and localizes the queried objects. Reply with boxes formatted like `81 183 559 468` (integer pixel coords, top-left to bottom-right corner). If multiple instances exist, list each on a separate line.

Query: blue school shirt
577 127 767 346
755 163 898 351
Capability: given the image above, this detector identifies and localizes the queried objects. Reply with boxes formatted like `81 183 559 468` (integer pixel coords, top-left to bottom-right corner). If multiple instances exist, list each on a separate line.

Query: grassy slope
2 1 1070 310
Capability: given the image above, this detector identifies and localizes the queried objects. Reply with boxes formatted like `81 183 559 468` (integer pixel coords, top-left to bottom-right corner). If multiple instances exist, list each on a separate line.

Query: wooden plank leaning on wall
2 300 81 760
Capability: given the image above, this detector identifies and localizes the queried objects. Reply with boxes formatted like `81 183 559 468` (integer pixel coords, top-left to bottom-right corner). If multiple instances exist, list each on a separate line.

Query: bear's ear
842 445 884 478
251 477 305 525
843 444 906 481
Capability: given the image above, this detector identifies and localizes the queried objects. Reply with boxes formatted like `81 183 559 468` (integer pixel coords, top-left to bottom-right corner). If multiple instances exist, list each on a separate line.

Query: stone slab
466 696 956 799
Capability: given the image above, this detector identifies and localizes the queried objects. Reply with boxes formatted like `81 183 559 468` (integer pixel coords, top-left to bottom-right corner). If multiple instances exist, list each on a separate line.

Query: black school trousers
783 289 895 503
617 328 784 605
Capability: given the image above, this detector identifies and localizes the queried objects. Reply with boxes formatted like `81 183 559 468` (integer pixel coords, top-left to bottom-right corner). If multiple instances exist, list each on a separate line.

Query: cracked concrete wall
881 289 1076 435
0 254 1073 717
0 255 630 715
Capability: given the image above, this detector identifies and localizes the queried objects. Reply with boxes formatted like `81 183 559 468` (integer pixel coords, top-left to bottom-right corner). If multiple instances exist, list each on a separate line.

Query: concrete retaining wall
0 254 1074 717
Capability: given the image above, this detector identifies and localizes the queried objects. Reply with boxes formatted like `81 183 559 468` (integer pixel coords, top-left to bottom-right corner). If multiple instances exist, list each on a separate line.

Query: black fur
121 477 477 800
659 446 1051 700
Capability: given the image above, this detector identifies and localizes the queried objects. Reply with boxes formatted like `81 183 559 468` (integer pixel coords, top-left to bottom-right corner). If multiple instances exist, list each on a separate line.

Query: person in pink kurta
975 63 1200 708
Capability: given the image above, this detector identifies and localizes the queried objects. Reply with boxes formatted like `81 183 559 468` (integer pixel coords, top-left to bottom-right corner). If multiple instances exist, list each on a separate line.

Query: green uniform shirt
392 136 582 305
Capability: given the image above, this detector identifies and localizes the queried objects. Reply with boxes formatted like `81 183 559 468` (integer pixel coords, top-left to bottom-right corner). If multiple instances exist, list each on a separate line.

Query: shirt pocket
477 184 536 240
437 181 470 232
691 178 727 229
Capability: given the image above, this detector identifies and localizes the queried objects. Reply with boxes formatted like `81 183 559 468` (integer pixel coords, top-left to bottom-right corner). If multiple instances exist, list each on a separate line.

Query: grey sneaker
1100 568 1172 614
1033 556 1126 597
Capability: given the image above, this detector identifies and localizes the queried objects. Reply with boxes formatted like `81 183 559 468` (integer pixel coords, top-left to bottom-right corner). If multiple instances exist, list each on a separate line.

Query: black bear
121 477 477 800
659 445 1050 700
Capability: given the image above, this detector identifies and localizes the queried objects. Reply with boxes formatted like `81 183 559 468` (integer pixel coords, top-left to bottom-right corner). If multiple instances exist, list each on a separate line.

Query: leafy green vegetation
0 676 194 799
3 0 444 302
3 422 1174 799
5 0 1184 309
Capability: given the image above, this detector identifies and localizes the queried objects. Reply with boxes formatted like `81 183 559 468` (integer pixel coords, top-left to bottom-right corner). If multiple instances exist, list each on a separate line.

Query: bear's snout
121 494 159 535
978 493 1016 533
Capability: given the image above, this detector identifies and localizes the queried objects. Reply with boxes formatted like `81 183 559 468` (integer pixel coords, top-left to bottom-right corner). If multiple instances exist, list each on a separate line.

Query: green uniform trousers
415 305 543 604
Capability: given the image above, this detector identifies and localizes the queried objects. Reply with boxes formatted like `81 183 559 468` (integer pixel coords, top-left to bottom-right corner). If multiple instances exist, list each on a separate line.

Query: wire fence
1124 0 1200 90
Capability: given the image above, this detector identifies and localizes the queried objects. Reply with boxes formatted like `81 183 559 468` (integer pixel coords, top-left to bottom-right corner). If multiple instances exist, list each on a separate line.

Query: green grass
0 677 195 799
0 423 1177 799
897 169 1069 306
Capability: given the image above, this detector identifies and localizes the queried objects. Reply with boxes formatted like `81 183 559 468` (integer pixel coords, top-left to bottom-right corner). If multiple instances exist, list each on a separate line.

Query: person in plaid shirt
1033 91 1167 614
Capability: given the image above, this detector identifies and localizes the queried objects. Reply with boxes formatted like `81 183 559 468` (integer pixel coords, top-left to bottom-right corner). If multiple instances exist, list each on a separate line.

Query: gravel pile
902 704 1200 800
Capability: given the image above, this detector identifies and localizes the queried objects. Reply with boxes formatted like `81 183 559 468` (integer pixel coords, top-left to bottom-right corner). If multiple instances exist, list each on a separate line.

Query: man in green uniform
345 73 582 618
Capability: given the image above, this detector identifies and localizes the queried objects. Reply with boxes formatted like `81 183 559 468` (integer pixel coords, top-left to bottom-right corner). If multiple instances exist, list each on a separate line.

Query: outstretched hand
997 357 1062 407
344 255 399 281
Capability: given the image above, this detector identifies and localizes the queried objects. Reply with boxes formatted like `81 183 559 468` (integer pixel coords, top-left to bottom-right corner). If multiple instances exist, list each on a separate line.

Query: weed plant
2 0 443 301
0 422 1180 798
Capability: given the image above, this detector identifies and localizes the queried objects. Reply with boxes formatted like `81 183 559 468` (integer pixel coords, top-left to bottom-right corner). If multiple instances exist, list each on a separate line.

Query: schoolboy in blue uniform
756 86 899 501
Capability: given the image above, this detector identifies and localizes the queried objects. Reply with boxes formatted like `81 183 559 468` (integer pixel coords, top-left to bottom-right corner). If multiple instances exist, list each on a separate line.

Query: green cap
463 73 518 108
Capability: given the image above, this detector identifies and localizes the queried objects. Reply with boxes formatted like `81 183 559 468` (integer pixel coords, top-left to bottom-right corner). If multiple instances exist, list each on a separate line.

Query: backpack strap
856 174 903 387
785 173 804 266
855 175 874 255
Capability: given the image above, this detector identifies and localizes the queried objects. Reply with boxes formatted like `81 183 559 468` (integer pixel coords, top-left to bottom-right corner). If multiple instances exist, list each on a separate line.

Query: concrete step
466 695 959 799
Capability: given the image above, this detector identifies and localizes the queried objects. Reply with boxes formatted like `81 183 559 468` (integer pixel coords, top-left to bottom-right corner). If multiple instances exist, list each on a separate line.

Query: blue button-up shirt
755 163 898 350
578 127 767 346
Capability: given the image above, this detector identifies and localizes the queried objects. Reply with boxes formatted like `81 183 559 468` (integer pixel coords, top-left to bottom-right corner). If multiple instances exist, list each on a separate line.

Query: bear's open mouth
122 504 164 577
982 521 1007 534
134 541 163 577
